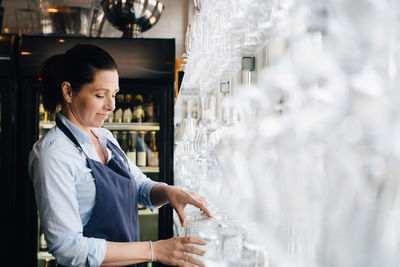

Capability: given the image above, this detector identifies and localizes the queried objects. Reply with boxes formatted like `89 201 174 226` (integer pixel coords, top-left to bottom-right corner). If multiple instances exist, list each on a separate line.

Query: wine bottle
39 233 48 251
120 131 128 152
144 94 155 122
107 111 114 123
123 94 133 123
48 111 56 122
112 131 119 142
114 94 124 123
39 95 45 122
136 131 147 167
147 131 159 167
133 94 145 123
126 131 136 164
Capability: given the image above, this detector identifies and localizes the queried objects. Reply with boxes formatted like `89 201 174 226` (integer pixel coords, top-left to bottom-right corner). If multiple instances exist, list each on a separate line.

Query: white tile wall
1 0 190 57
142 0 189 56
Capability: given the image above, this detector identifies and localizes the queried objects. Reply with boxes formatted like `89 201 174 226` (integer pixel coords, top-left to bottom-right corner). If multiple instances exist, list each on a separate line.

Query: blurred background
1 0 190 57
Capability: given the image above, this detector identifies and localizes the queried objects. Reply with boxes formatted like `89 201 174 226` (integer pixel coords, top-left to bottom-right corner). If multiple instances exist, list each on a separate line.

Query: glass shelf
39 121 160 131
103 122 160 131
37 251 55 260
139 166 159 173
39 121 56 129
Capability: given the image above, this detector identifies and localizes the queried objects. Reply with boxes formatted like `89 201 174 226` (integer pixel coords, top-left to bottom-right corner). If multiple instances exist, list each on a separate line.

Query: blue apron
56 117 140 267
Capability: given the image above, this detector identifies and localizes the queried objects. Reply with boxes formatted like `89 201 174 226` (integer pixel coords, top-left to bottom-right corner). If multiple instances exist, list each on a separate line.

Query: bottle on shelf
114 94 124 123
39 232 48 251
39 95 45 122
126 131 137 164
123 94 133 123
133 94 145 123
112 131 120 143
107 110 114 123
136 131 147 167
48 111 56 122
42 110 49 122
144 94 155 122
147 131 159 167
120 131 128 152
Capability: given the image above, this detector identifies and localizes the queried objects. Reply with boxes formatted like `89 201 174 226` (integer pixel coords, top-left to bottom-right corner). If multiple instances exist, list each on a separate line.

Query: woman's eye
96 95 105 98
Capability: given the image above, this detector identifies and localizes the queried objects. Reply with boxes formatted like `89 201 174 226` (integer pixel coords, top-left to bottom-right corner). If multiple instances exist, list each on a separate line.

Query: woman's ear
61 81 73 103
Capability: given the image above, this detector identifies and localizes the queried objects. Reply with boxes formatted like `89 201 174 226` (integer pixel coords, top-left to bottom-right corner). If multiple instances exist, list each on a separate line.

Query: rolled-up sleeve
49 235 106 267
30 143 106 267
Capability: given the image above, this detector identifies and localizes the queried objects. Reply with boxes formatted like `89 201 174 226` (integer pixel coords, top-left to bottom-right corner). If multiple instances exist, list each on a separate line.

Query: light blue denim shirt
29 113 161 267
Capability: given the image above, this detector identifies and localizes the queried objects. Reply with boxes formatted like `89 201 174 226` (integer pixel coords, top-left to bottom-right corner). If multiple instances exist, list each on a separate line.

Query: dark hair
40 44 118 112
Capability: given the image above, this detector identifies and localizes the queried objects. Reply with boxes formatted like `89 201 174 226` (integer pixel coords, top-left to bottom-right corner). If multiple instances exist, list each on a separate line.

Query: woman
29 44 211 267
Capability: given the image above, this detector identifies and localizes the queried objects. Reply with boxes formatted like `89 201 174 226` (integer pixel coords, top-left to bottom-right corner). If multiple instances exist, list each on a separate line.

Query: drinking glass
194 95 220 158
175 117 198 189
184 212 218 263
198 219 220 262
214 217 244 264
232 242 267 267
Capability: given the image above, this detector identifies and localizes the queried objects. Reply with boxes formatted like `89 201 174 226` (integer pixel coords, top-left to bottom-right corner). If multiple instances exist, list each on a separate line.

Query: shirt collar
91 127 108 139
58 113 91 144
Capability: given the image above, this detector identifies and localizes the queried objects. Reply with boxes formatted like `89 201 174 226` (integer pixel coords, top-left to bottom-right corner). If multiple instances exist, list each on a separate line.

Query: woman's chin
93 120 105 128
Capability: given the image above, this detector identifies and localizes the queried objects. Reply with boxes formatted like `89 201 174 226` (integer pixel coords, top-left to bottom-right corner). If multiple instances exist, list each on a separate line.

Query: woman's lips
97 113 108 120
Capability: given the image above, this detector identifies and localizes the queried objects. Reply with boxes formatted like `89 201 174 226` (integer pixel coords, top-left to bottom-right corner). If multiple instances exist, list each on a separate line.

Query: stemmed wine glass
194 95 220 157
174 116 197 190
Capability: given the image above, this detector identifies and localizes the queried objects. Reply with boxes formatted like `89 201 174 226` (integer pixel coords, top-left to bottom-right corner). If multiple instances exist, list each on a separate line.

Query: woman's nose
105 95 115 111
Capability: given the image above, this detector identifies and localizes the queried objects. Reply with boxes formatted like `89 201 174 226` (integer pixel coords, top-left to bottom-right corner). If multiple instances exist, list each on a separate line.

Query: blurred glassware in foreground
174 0 400 267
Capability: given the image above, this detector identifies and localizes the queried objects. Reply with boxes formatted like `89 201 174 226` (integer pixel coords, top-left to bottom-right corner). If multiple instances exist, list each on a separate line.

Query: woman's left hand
165 186 212 227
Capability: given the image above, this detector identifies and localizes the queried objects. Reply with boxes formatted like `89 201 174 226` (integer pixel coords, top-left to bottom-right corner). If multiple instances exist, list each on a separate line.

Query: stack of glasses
174 205 267 267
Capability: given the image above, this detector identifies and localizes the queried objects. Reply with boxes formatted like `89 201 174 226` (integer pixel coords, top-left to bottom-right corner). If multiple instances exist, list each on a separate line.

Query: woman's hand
165 186 212 227
153 237 206 267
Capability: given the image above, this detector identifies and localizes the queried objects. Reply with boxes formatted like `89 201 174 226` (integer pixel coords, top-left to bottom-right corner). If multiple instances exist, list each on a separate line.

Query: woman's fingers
181 237 207 266
182 236 206 246
196 194 208 205
172 259 191 267
183 254 205 267
190 192 208 206
175 259 203 267
153 237 207 266
185 245 206 256
189 196 212 218
167 186 212 226
191 193 212 218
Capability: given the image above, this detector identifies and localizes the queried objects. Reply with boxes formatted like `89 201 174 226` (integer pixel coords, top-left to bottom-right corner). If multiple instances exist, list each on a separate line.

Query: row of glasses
179 0 400 267
176 0 297 265
184 0 281 90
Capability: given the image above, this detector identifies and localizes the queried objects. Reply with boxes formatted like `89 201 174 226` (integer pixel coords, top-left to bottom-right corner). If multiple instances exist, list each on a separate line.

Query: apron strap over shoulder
55 116 89 158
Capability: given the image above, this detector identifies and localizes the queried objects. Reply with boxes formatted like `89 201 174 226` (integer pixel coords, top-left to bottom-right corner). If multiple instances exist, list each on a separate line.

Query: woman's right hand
153 237 206 267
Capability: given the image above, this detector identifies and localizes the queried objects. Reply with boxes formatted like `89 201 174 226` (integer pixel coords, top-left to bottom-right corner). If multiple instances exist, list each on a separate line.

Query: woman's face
68 69 119 132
